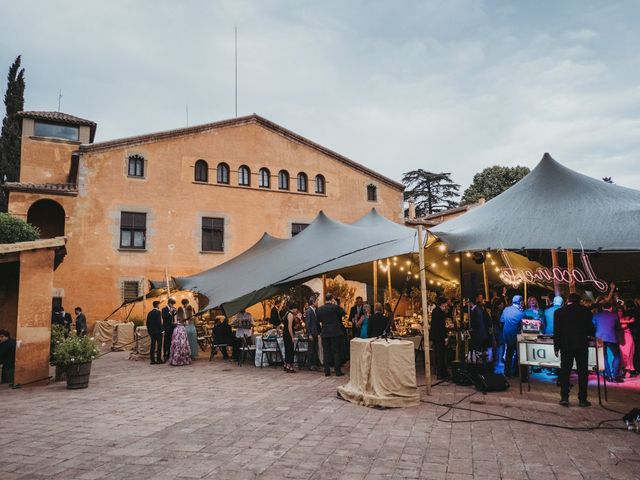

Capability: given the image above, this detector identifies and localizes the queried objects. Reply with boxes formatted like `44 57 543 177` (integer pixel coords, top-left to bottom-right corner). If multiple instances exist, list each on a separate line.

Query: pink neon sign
499 251 608 292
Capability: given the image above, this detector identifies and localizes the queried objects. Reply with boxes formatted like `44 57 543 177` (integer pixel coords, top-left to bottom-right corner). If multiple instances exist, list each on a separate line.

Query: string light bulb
443 260 448 266
438 244 446 252
455 257 460 263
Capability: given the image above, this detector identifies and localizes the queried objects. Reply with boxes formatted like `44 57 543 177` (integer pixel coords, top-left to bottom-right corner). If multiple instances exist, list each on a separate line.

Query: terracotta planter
66 362 92 389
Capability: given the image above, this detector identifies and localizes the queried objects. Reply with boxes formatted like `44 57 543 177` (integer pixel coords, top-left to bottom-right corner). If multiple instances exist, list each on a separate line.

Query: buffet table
337 338 419 408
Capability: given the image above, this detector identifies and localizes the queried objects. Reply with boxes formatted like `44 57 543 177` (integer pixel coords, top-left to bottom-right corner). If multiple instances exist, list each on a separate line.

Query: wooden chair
294 338 309 368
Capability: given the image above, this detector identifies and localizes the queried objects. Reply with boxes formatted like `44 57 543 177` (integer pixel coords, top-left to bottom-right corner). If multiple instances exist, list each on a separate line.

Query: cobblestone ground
1 350 639 480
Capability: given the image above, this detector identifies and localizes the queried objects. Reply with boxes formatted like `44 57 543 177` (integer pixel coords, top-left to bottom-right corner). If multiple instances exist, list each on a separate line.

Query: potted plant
54 335 99 389
50 325 68 382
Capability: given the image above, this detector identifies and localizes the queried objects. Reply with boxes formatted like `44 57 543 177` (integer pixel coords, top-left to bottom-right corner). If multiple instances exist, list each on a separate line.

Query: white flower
70 357 75 362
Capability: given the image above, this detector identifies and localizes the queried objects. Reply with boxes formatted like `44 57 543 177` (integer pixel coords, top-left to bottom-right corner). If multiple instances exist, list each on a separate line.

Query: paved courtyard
1 351 639 480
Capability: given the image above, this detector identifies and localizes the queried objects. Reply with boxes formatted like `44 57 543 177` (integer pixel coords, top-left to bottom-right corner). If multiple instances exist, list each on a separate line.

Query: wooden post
373 260 378 304
482 259 489 300
551 249 560 295
417 226 431 395
523 277 528 306
566 249 576 294
386 258 392 303
322 274 327 305
141 276 147 321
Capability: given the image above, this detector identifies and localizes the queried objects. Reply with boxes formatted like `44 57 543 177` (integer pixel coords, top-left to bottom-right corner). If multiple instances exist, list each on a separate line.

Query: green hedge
0 213 40 244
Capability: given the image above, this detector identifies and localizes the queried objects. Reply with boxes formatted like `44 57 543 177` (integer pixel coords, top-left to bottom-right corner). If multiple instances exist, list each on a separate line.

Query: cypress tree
0 55 26 212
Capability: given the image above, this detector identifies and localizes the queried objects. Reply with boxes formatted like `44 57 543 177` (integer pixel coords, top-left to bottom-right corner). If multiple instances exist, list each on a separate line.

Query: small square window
122 280 140 302
202 217 224 252
291 223 309 237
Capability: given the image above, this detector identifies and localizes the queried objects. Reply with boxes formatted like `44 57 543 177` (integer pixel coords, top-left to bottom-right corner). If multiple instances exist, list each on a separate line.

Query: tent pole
322 274 327 305
373 260 378 304
141 276 146 321
482 257 489 300
165 267 172 300
524 277 528 305
417 226 431 395
567 249 576 294
551 249 560 295
386 258 392 303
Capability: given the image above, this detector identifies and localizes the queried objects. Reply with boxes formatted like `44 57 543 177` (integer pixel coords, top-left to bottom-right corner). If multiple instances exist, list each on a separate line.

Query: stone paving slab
1 351 639 479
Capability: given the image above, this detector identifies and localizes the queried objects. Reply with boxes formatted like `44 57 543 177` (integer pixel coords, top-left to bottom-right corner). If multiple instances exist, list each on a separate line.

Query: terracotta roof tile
19 111 97 142
1 182 78 196
79 114 404 191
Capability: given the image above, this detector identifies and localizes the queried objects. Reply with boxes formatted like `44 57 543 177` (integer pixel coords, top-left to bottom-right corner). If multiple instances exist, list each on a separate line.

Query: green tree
460 165 530 205
402 170 460 216
0 56 26 212
0 212 39 243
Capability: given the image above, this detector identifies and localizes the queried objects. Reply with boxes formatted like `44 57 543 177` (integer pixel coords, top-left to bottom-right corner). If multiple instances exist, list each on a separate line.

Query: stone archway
27 199 65 239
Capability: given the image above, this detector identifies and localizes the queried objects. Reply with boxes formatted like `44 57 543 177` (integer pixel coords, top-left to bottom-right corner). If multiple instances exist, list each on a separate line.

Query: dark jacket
305 306 319 336
430 306 447 343
146 309 163 335
316 303 346 338
0 338 16 368
368 312 388 338
470 304 491 350
75 313 87 336
554 303 594 352
270 306 282 327
52 311 73 331
213 321 234 345
161 306 175 331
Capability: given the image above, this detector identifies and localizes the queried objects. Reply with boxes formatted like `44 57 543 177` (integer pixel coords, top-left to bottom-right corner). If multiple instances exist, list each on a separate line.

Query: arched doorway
27 199 65 239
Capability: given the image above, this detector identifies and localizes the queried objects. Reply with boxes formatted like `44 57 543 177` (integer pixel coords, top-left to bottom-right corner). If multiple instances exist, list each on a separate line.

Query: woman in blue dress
358 304 371 338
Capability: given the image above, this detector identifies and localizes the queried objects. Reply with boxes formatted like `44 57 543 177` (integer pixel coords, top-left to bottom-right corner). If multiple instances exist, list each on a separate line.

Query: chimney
408 197 416 219
478 197 486 205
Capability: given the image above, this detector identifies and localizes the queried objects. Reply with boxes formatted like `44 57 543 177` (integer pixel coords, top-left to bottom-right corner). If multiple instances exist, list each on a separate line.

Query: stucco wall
12 120 404 325
15 248 55 386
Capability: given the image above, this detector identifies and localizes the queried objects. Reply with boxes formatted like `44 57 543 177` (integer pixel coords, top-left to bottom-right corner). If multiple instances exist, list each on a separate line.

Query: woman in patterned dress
169 302 192 366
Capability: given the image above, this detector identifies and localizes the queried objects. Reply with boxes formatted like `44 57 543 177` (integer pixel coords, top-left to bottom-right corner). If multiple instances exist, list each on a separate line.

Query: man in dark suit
270 300 282 327
348 296 365 339
147 301 164 364
317 293 346 377
554 293 594 407
430 297 449 379
161 298 177 362
470 293 492 354
0 329 16 385
52 307 73 334
305 296 320 370
74 307 87 336
368 302 387 338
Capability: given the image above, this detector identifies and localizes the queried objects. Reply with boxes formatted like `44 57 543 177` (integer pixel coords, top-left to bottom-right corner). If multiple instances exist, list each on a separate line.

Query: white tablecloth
253 336 316 367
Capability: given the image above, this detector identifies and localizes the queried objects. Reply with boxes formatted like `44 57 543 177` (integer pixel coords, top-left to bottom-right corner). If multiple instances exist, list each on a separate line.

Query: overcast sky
2 1 639 192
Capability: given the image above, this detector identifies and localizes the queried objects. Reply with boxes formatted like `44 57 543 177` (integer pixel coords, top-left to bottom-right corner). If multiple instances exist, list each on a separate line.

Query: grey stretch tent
430 153 640 252
175 210 417 316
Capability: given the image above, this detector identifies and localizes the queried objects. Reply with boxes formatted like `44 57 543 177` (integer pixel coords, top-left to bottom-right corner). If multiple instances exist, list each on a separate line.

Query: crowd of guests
431 282 639 406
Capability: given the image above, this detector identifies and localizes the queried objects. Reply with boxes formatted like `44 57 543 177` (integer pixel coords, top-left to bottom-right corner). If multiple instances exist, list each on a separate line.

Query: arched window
259 168 270 188
194 160 208 182
367 184 378 202
238 165 251 186
315 174 325 194
217 162 230 184
278 170 290 190
27 199 65 239
297 172 308 192
127 154 145 178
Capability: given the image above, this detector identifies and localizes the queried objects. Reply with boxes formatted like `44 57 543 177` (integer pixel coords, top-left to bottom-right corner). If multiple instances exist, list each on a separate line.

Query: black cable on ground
420 394 628 431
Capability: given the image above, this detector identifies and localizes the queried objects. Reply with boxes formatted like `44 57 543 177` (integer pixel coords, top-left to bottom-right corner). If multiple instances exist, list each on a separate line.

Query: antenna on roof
57 89 63 112
235 25 238 118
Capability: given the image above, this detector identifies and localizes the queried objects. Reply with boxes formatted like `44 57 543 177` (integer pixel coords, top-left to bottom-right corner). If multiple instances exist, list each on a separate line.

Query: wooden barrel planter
66 362 92 389
54 364 66 382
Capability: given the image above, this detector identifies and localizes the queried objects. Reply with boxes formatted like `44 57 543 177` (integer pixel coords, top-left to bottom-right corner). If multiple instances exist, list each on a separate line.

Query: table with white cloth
338 338 420 408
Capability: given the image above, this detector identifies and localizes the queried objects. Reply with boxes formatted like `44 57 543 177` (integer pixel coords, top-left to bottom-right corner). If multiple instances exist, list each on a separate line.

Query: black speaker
474 373 509 393
461 272 478 299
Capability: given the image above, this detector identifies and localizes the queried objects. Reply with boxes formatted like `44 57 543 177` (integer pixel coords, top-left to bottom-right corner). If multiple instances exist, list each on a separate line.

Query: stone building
4 112 404 324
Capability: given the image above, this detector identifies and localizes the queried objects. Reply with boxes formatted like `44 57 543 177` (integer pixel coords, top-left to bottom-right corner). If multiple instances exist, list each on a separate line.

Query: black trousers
307 335 319 367
434 339 447 378
559 346 589 401
1 365 14 384
322 335 343 375
504 341 518 376
163 328 173 359
149 333 163 363
283 335 294 364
